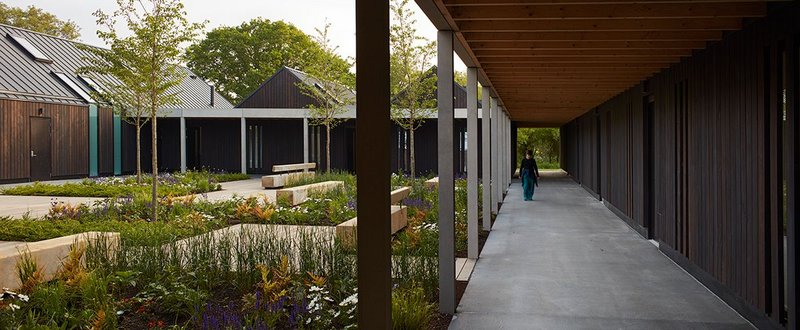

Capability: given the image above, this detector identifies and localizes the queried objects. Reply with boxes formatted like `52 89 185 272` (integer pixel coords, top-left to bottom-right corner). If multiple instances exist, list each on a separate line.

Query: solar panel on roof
7 34 53 63
53 72 95 103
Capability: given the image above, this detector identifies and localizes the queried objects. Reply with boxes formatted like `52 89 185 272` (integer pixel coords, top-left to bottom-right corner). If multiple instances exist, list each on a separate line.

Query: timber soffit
415 0 773 126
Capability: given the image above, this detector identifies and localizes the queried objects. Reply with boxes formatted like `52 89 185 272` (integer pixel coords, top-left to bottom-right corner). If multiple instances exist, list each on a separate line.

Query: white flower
9 303 20 311
17 294 28 302
339 293 358 306
309 285 324 292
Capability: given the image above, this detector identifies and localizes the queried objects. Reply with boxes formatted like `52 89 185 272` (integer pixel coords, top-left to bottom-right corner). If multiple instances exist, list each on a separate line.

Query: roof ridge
0 23 106 51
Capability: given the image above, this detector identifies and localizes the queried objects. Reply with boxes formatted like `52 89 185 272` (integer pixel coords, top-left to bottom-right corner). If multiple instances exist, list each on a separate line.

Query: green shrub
392 285 434 330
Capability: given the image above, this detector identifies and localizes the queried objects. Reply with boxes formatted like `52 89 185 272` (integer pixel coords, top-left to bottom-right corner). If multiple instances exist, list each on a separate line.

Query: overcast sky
6 0 466 70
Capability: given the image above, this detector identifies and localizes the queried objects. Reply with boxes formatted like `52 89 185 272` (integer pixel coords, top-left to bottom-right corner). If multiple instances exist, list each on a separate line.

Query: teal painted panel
89 104 98 177
113 114 122 175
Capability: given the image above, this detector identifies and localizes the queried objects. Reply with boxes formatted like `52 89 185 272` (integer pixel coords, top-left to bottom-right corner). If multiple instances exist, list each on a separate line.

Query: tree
296 22 354 172
390 0 436 178
92 0 202 221
78 36 150 184
0 2 80 39
185 18 353 104
517 128 560 168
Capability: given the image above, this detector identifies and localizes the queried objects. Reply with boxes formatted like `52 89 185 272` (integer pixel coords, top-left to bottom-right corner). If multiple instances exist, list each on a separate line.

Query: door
187 126 202 169
29 117 51 181
643 97 655 239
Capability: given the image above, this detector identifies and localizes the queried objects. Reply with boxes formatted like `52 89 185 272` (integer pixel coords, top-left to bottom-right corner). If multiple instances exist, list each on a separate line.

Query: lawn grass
1 171 249 198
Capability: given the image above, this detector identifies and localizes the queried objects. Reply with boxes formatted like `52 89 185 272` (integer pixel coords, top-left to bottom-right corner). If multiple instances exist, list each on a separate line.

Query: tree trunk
326 124 331 172
409 127 416 179
135 123 142 184
151 114 158 222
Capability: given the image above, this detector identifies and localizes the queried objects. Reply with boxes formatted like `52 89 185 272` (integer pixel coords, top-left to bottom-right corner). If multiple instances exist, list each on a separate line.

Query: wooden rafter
420 0 770 125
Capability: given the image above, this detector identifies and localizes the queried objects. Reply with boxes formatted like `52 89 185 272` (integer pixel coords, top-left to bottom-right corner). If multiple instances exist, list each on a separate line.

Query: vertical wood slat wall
560 5 798 328
98 107 114 175
0 99 89 181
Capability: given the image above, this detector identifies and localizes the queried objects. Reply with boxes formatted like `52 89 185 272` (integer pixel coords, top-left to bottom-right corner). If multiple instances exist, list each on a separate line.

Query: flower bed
1 171 250 198
0 172 475 328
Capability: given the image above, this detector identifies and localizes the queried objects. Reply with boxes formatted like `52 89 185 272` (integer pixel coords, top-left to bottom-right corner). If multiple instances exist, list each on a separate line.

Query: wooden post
467 67 478 259
355 0 392 328
437 29 456 314
491 98 500 214
482 87 492 231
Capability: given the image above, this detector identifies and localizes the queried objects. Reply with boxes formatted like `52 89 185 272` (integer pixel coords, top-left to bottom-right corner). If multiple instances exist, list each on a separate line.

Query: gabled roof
0 23 233 109
236 66 355 109
394 66 481 109
283 67 356 104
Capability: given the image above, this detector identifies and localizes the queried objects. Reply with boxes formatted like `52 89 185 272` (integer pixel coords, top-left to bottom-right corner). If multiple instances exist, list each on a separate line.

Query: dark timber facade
560 4 799 329
0 24 233 183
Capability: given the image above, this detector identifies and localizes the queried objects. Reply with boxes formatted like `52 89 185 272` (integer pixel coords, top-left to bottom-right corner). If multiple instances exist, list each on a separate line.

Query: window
53 72 94 103
7 34 52 63
247 124 263 170
79 76 104 94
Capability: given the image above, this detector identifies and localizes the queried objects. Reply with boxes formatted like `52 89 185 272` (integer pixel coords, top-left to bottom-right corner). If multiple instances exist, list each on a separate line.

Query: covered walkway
450 173 752 329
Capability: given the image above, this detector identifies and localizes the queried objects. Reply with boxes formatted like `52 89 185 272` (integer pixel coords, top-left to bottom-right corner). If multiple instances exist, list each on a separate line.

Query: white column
180 116 186 173
491 98 499 214
303 117 309 165
240 117 247 174
481 87 492 231
437 30 456 314
466 67 478 259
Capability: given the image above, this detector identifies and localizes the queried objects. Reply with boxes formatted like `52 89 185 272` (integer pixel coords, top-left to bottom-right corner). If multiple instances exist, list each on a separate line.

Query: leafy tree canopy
185 18 353 104
517 128 560 169
0 2 80 39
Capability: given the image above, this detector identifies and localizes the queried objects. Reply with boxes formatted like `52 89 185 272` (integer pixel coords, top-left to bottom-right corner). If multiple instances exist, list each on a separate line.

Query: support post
356 0 392 327
303 117 310 165
180 116 186 173
466 67 478 259
491 98 499 214
437 29 456 314
240 117 247 174
481 87 492 231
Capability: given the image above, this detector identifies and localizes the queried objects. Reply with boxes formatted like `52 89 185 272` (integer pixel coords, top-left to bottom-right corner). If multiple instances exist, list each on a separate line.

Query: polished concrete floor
449 173 752 329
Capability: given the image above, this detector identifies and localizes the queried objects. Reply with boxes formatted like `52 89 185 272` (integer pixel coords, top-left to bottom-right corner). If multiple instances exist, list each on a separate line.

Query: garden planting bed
0 171 480 329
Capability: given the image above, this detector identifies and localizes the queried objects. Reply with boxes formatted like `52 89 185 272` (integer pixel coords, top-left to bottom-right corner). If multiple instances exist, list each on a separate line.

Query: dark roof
236 66 354 108
283 67 356 104
0 24 233 109
394 66 481 109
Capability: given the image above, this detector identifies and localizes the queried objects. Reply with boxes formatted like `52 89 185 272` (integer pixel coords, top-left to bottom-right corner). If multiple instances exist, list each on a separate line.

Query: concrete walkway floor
449 173 752 329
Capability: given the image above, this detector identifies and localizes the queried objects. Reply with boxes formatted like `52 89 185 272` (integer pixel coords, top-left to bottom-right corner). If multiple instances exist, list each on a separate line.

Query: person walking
520 149 540 201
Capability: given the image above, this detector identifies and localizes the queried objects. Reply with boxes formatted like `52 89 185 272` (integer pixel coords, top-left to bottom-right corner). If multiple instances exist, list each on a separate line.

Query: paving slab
0 195 100 218
449 174 752 330
198 178 277 203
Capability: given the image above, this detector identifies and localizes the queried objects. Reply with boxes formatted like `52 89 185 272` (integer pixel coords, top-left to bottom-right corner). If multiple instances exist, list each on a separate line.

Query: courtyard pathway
449 172 752 329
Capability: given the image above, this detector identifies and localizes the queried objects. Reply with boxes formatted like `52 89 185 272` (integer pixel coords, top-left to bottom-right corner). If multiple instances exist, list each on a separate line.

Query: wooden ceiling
429 0 772 126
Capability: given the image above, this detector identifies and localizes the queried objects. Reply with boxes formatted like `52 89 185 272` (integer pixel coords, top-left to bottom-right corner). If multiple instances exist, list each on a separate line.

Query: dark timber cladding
561 4 799 329
0 99 88 182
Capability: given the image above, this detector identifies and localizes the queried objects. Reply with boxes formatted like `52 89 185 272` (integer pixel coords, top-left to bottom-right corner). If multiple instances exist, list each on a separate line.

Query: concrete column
491 98 499 214
466 67 478 259
240 117 247 174
481 87 492 231
437 29 456 314
180 116 186 173
303 117 309 164
355 0 392 327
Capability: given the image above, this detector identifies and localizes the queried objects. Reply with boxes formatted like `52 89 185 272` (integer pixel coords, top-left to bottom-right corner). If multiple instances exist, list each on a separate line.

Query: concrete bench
424 177 438 189
276 181 343 205
336 205 408 247
0 231 119 291
261 171 315 189
261 163 317 189
336 186 412 246
272 162 316 173
390 186 412 205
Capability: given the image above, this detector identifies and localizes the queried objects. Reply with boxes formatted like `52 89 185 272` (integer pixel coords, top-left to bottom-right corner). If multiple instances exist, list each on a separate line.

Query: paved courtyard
449 174 752 329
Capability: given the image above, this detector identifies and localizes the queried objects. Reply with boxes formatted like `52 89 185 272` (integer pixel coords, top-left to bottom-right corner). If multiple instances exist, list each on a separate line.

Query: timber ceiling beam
415 0 771 125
